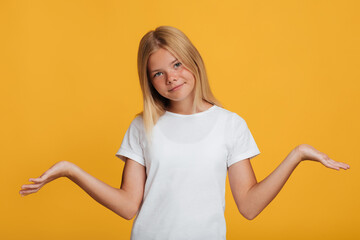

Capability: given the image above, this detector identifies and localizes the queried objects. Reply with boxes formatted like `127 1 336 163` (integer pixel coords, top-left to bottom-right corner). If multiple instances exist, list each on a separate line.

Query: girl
20 26 350 240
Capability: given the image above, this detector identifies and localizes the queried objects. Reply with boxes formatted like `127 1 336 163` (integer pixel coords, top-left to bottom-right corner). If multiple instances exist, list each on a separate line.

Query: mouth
169 83 185 92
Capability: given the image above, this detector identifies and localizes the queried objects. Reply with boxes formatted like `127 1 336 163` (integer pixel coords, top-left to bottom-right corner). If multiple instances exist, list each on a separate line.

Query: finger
321 160 340 170
328 159 350 170
19 188 40 196
39 169 57 181
21 183 42 190
20 188 40 195
332 162 348 170
29 178 42 183
338 162 350 169
29 174 47 183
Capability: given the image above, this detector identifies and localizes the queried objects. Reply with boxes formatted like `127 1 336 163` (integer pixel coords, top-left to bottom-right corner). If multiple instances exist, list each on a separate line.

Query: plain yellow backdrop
1 0 359 239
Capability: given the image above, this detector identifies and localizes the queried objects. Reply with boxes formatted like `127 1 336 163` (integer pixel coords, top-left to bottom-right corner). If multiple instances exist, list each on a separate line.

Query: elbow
239 208 260 221
116 191 142 220
120 204 140 220
236 200 263 220
120 210 133 220
243 212 258 221
123 214 134 221
119 210 135 221
120 208 137 220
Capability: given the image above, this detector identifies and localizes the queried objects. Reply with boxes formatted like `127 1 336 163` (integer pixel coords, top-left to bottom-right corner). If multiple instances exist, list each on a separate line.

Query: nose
166 71 177 84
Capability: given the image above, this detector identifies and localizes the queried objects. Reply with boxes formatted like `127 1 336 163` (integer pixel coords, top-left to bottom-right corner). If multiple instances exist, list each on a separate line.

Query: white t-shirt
115 105 260 240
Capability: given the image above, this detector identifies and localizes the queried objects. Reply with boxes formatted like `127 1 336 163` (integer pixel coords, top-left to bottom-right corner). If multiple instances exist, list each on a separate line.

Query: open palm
20 161 71 197
298 144 350 170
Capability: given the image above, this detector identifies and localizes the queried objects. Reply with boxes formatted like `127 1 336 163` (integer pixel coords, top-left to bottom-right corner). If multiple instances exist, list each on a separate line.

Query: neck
167 96 195 115
167 99 213 115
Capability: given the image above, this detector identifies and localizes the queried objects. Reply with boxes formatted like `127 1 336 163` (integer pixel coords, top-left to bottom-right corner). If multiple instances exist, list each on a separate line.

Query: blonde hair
137 26 221 136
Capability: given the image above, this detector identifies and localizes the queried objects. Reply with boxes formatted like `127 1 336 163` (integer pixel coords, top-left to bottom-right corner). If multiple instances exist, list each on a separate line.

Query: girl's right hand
19 161 73 197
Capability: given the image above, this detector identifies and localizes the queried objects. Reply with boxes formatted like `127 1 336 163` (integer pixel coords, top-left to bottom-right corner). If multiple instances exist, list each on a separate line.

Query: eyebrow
150 59 178 73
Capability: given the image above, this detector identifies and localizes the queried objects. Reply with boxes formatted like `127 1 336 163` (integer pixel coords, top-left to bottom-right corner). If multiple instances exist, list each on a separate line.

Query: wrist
293 145 305 163
62 161 77 179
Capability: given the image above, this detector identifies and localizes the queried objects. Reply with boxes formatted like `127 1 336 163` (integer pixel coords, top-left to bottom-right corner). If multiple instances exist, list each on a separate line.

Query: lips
169 83 184 92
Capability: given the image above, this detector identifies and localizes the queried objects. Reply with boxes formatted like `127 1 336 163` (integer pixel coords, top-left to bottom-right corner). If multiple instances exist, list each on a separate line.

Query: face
147 48 195 105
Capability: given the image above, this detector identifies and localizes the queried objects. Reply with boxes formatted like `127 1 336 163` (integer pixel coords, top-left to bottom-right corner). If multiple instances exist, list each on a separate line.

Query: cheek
180 68 195 84
187 74 196 88
150 79 165 93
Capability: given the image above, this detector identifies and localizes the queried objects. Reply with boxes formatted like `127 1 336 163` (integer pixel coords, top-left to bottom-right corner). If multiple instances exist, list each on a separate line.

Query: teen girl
20 26 350 240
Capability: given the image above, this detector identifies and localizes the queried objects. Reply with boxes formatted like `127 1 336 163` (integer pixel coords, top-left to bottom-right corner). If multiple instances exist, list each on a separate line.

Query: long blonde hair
137 26 221 135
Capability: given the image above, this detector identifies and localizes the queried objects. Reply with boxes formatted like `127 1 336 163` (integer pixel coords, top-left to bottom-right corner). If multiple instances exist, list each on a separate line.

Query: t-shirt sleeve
227 113 260 167
115 116 146 166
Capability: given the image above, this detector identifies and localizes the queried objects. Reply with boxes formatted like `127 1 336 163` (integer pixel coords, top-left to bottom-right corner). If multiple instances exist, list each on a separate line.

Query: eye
153 72 163 78
174 62 182 68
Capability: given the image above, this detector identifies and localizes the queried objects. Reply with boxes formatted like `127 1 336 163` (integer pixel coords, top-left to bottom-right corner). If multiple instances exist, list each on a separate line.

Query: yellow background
2 0 359 239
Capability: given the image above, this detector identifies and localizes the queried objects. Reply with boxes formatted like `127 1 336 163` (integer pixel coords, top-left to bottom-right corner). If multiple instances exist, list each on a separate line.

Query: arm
228 144 350 220
20 158 146 220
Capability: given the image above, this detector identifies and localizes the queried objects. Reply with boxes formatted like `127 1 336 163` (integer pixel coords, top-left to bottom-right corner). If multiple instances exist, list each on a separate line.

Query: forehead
147 48 177 70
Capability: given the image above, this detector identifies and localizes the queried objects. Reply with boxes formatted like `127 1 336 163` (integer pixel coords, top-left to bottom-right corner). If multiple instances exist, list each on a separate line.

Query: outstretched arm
19 159 146 220
228 144 350 220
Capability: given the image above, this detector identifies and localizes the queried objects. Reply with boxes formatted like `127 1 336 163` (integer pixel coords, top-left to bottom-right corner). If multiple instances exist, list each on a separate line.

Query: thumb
29 176 45 183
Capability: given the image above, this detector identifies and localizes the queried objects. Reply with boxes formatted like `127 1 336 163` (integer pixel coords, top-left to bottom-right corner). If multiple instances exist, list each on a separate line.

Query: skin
148 47 213 114
19 48 350 221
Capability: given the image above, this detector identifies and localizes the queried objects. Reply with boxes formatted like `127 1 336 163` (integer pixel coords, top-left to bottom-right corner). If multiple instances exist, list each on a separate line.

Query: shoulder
214 106 246 126
132 114 144 126
127 114 145 133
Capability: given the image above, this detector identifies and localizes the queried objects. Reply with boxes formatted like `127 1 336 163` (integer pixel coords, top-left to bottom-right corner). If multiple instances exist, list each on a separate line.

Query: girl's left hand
297 144 350 170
